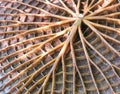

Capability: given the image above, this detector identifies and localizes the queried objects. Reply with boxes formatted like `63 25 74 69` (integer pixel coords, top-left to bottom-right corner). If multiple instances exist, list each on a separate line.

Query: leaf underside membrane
0 0 120 94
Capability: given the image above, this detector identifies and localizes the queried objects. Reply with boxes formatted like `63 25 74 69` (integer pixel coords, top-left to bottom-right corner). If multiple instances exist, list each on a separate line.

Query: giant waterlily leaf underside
0 0 120 94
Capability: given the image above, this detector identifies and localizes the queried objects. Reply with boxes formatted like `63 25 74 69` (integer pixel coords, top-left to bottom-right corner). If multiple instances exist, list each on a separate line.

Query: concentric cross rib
0 0 120 94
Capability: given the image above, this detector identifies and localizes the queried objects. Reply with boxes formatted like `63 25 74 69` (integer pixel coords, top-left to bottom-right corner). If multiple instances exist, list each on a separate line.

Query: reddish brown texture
0 0 120 94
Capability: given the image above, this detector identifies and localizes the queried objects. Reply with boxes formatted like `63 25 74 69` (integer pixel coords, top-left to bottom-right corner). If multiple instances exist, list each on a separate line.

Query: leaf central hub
79 13 83 18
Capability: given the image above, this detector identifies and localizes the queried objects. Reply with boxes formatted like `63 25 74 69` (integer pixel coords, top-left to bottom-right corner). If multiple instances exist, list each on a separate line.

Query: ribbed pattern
0 0 120 94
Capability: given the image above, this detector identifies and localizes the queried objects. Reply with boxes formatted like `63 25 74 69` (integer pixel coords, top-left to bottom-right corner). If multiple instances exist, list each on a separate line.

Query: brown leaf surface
0 0 120 94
